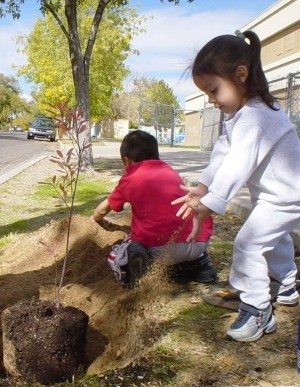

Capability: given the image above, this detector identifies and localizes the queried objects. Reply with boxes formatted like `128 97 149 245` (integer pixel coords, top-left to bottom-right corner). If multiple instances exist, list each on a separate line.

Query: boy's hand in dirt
90 216 112 227
91 198 111 223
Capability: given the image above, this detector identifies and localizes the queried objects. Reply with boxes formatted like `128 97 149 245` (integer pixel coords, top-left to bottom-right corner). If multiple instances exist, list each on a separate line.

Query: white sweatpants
229 201 300 309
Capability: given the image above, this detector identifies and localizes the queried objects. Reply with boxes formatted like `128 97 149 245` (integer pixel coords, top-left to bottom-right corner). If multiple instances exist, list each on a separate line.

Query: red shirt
108 160 213 247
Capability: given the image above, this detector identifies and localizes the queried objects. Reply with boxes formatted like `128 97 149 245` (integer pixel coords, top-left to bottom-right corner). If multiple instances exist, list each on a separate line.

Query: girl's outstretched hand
186 206 212 242
171 184 207 218
171 184 212 242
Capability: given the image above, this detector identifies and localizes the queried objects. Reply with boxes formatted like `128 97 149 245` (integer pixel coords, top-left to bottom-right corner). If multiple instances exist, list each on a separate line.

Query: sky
0 0 278 106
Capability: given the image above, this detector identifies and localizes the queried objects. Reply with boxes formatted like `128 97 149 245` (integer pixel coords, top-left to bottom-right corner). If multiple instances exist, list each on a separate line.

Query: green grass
52 375 105 386
0 236 12 249
35 175 111 218
177 303 226 321
36 176 110 204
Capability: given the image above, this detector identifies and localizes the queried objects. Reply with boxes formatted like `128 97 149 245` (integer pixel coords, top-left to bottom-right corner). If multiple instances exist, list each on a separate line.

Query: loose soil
0 155 299 386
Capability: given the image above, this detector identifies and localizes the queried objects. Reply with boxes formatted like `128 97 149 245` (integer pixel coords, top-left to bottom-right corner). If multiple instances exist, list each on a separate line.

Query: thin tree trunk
65 0 93 169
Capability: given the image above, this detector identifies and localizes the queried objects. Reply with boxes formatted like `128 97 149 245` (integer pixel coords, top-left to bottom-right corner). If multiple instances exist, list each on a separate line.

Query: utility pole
170 106 175 147
286 73 294 119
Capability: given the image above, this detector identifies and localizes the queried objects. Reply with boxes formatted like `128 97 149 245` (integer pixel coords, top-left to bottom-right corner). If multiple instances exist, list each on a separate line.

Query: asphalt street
0 131 57 175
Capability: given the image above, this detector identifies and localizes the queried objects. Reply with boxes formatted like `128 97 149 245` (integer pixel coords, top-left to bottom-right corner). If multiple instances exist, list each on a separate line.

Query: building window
283 33 294 52
276 38 284 56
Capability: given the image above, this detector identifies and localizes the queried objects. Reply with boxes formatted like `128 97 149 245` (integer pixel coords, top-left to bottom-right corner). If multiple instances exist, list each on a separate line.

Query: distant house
184 0 300 147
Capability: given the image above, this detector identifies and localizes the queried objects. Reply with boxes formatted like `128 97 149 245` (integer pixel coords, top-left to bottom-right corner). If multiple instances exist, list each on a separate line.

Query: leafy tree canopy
0 0 193 19
17 0 143 122
144 79 179 108
0 73 30 130
0 0 25 19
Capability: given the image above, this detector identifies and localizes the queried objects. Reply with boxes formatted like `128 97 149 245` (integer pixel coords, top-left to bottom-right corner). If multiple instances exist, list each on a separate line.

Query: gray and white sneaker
227 302 277 342
270 278 299 306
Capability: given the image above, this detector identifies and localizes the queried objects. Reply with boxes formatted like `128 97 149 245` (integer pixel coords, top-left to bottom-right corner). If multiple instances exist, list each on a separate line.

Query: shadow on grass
93 157 123 175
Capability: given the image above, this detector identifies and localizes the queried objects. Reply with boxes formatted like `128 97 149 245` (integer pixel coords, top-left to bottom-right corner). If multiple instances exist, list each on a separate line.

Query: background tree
12 101 37 130
0 74 31 131
144 79 179 130
17 3 141 124
111 77 179 130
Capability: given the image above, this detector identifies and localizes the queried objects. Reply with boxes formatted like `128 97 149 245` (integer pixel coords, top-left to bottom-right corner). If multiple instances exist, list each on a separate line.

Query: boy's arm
91 198 112 222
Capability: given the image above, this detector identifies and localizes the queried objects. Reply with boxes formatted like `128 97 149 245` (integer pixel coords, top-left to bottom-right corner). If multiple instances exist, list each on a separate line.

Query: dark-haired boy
91 130 217 288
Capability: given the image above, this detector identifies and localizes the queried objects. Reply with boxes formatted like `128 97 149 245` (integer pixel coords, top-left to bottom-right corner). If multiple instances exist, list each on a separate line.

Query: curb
0 155 48 185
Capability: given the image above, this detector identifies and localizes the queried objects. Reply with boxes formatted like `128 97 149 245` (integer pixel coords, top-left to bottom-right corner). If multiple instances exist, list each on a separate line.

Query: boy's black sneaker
169 251 218 284
122 242 153 289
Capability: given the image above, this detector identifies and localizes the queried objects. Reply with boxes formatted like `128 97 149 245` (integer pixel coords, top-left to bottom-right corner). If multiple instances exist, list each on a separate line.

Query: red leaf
66 153 72 164
78 124 87 134
83 143 92 150
50 159 61 165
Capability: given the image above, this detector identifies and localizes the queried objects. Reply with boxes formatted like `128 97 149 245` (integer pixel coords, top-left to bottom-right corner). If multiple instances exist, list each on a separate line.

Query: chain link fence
269 72 300 136
138 100 184 146
139 71 300 149
200 71 300 150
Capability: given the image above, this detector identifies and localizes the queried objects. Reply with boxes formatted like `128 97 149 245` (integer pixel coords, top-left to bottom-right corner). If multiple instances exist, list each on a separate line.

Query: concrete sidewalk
93 142 300 251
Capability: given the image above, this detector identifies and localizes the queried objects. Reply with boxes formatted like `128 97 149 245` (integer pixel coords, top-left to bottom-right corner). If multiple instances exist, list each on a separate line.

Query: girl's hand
171 184 212 242
171 184 208 219
186 206 213 242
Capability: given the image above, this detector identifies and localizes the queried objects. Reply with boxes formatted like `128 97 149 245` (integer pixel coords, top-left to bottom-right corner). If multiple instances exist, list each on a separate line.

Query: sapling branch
43 102 90 307
58 150 81 294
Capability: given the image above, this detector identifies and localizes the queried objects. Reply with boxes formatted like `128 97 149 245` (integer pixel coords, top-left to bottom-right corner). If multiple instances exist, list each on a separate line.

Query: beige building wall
242 0 300 81
184 92 205 146
261 22 300 65
184 112 203 146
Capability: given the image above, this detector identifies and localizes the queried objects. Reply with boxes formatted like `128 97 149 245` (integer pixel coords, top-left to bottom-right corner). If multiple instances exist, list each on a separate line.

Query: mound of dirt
0 214 175 376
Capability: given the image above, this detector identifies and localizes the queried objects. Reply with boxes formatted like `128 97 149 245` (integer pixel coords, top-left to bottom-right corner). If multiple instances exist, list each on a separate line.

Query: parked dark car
27 116 56 142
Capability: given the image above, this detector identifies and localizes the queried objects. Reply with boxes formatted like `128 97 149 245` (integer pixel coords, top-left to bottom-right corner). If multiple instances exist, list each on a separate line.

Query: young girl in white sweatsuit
173 30 300 342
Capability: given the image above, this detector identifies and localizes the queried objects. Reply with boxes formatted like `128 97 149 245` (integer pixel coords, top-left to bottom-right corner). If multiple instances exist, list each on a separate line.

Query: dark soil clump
2 299 89 385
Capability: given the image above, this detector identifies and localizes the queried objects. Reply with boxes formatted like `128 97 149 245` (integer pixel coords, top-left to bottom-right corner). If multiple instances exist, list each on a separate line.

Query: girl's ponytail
243 30 277 110
243 30 261 61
